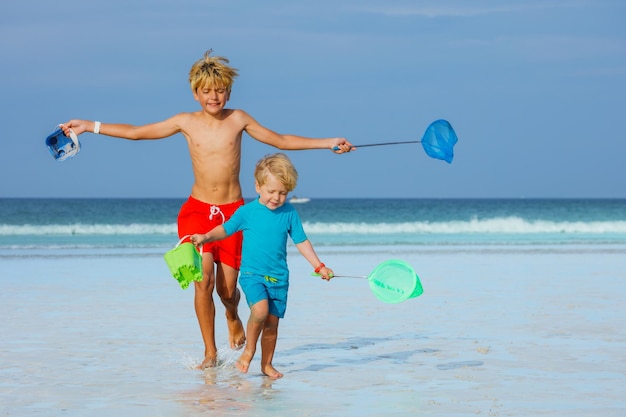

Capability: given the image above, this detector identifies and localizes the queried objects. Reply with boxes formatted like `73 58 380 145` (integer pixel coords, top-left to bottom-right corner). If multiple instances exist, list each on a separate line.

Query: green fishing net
367 259 424 303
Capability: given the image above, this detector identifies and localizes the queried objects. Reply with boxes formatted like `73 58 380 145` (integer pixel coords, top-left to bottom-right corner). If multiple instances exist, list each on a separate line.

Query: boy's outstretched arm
296 240 334 280
241 111 353 153
190 225 228 247
60 115 183 141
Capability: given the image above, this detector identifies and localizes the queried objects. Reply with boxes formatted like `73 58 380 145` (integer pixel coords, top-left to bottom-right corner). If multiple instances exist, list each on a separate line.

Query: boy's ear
254 181 260 194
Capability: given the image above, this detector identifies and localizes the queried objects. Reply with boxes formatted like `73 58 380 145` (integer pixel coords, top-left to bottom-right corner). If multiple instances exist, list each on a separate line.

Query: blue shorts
239 273 289 318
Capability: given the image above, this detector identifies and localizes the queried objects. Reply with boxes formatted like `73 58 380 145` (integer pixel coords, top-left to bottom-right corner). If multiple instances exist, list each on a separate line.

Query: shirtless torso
178 109 246 204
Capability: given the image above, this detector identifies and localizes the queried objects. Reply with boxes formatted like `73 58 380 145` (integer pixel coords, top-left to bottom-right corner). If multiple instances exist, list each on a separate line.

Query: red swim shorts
177 196 244 270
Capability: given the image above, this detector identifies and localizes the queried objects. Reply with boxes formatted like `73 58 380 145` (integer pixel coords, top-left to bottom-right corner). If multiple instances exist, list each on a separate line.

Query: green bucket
164 236 203 289
367 259 423 304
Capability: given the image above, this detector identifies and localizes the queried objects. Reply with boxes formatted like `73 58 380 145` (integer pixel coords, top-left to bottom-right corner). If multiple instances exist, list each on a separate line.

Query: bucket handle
55 124 80 148
67 128 80 148
174 234 203 255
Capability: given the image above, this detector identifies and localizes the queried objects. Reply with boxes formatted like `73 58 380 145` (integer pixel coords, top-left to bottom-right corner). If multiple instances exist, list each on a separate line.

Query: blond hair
255 153 299 192
188 49 239 92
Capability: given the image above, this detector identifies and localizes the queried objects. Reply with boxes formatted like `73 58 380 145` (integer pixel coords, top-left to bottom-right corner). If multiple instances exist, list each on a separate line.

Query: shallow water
1 249 625 416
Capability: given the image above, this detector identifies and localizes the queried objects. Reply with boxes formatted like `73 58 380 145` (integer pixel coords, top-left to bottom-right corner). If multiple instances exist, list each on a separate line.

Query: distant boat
290 196 310 204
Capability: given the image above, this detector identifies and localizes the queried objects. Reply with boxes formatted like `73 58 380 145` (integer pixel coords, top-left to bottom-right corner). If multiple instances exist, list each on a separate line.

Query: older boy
61 50 352 369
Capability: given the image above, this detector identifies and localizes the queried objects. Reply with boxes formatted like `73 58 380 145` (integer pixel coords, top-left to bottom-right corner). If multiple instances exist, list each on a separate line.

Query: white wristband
94 121 101 134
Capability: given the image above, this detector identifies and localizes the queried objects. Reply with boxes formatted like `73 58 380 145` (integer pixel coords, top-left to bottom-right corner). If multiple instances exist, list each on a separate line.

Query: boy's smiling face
256 172 288 211
193 84 230 115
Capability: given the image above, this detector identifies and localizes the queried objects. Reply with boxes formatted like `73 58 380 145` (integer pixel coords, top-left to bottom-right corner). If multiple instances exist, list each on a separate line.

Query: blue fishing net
421 119 458 163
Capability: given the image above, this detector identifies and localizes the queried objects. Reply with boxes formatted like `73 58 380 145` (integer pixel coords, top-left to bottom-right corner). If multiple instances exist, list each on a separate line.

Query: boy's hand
189 234 206 248
330 138 354 154
60 120 91 136
318 266 334 281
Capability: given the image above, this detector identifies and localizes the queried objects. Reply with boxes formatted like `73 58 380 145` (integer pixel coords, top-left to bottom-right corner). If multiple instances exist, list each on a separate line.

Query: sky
1 0 625 199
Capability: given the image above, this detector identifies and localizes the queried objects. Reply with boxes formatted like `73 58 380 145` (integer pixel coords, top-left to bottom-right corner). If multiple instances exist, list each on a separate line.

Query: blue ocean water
2 198 626 257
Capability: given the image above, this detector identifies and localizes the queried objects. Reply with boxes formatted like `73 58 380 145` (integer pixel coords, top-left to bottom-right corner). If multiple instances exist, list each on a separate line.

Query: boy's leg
215 262 245 349
212 199 246 350
195 253 218 369
236 299 269 374
178 197 221 368
260 314 283 379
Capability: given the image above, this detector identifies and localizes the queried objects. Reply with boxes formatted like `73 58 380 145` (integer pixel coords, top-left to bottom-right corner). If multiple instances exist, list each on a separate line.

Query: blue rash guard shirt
222 198 308 283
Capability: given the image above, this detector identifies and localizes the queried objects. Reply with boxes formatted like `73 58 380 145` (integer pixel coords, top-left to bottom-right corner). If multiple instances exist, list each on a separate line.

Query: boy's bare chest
187 113 243 148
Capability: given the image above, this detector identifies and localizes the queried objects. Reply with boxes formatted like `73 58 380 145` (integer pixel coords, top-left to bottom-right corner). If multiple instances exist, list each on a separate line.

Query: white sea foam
0 223 177 235
2 218 626 236
302 217 626 235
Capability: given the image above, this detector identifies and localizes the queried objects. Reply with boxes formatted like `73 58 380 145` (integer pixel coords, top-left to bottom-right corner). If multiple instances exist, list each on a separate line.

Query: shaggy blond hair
254 153 299 192
188 49 239 92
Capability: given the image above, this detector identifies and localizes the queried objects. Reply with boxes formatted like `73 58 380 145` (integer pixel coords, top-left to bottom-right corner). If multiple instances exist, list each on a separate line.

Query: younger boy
61 50 351 369
190 153 333 379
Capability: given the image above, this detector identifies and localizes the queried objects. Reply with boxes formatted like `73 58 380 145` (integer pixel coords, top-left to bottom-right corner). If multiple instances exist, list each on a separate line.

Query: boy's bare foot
196 355 218 370
235 350 254 374
228 316 246 350
261 364 283 380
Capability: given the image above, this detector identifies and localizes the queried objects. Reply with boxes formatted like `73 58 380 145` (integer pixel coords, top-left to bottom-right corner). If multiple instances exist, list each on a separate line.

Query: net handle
333 140 420 151
311 273 367 279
